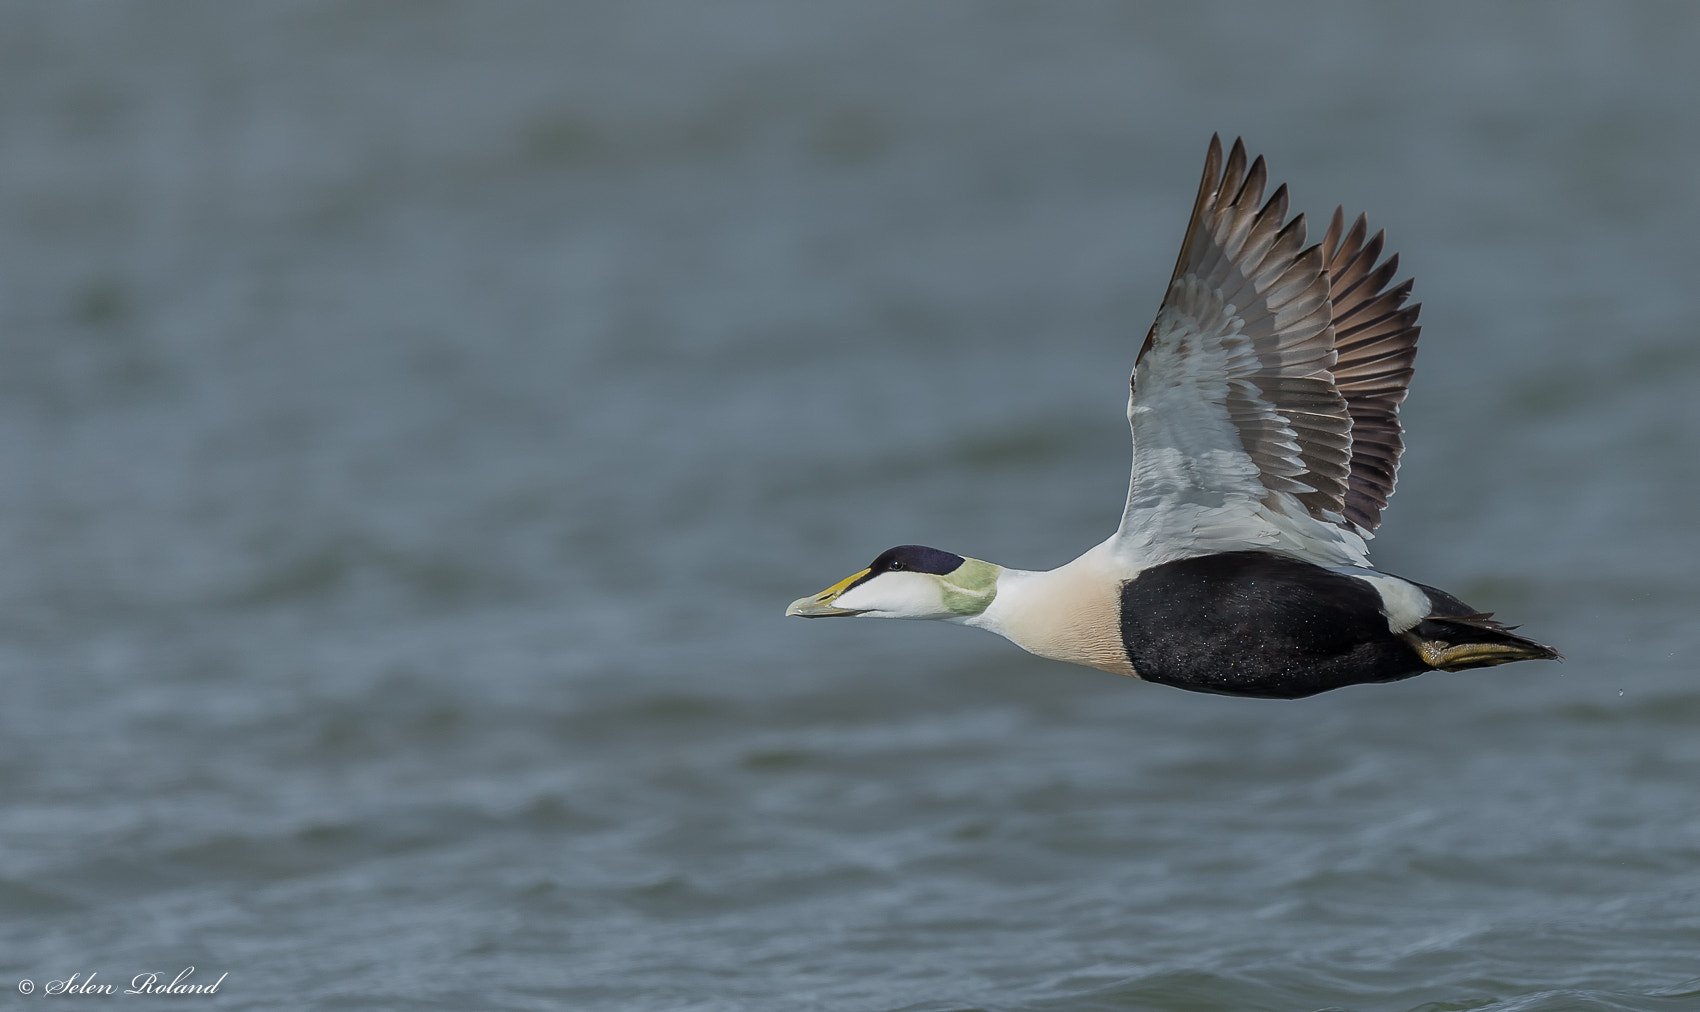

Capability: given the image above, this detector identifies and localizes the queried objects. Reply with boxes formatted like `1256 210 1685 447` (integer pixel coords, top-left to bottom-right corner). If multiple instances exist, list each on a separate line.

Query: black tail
1410 613 1562 671
1404 581 1562 672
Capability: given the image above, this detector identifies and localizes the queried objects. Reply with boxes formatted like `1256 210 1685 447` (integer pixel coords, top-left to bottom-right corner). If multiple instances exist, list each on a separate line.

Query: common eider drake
786 136 1559 699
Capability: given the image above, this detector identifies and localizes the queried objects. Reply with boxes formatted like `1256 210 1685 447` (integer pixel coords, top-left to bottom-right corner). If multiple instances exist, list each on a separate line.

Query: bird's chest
991 576 1136 678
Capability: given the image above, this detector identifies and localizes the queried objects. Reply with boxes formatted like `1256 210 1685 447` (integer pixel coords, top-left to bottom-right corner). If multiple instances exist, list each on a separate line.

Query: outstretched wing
1112 135 1419 569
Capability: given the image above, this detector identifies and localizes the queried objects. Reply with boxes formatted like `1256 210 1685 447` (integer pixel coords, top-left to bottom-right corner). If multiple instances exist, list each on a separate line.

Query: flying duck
786 136 1559 699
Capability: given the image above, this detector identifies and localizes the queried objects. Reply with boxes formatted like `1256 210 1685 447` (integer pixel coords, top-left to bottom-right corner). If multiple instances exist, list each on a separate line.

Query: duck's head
786 545 1001 621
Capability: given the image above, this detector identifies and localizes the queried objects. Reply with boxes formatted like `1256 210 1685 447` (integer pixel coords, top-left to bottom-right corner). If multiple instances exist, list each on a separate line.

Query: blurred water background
1 3 1697 1010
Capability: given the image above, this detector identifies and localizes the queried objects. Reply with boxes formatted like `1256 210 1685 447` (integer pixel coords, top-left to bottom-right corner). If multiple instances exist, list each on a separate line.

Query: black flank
1118 551 1429 699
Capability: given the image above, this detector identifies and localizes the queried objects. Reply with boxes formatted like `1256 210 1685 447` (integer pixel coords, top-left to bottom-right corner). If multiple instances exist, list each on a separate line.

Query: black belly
1118 551 1429 699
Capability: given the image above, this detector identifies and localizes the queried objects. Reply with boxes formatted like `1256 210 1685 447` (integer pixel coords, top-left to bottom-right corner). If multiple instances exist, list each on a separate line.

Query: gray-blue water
1 3 1697 1010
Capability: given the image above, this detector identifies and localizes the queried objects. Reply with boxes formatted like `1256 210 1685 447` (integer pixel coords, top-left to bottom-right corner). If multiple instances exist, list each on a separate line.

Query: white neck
961 540 1135 677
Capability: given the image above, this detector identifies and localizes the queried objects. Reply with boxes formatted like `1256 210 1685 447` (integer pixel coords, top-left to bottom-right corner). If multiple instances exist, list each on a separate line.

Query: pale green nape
939 558 1000 616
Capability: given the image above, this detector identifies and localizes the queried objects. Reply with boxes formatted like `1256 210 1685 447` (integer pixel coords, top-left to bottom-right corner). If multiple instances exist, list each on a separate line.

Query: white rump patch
1339 570 1431 633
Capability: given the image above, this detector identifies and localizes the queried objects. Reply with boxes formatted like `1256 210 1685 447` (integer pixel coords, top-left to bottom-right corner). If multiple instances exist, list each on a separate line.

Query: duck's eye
889 562 904 571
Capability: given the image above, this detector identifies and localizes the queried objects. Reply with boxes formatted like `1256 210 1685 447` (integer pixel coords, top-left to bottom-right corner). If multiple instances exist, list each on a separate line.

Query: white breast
963 541 1137 677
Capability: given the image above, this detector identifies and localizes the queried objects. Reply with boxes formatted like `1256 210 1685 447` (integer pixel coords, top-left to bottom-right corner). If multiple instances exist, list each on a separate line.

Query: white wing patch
1116 276 1370 568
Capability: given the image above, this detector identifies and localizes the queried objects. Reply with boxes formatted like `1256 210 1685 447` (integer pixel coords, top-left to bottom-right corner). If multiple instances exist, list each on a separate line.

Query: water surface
0 4 1697 1010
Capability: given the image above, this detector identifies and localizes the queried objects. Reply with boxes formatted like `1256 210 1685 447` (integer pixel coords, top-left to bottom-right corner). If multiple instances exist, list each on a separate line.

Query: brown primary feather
1321 206 1422 532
